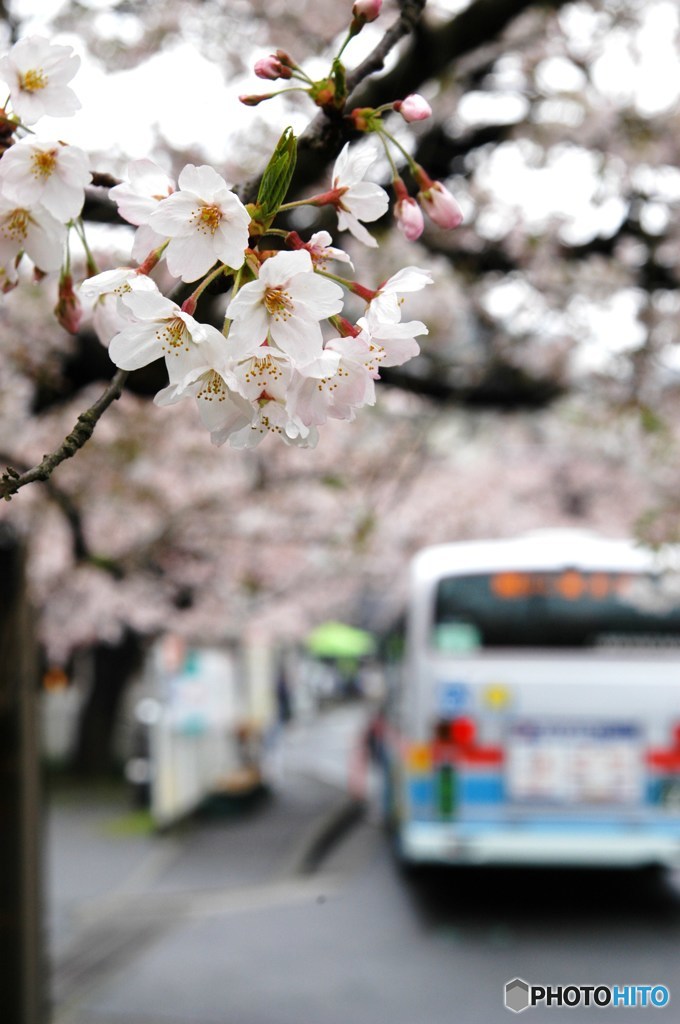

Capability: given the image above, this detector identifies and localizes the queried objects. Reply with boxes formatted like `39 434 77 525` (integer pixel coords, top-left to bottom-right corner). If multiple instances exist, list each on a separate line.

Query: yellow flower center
30 148 58 180
2 208 30 242
19 68 47 93
263 286 293 321
155 317 189 354
197 371 226 402
193 203 222 235
242 352 282 385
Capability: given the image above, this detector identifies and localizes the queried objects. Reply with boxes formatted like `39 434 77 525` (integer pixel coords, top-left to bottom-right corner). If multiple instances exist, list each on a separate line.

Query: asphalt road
47 703 680 1024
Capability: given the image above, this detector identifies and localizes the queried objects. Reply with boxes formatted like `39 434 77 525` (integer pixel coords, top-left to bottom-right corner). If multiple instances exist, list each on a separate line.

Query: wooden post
0 524 44 1024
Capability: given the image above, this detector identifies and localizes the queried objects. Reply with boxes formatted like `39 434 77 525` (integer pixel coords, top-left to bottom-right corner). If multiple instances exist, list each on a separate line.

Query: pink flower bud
395 196 424 241
54 274 82 334
239 93 273 107
418 181 463 230
394 94 432 123
254 54 293 81
352 0 382 23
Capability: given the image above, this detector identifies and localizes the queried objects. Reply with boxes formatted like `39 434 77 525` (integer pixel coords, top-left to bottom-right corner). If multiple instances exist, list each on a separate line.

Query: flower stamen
19 67 47 93
197 371 226 401
30 148 58 180
155 317 189 354
2 208 30 242
263 286 294 321
192 203 223 235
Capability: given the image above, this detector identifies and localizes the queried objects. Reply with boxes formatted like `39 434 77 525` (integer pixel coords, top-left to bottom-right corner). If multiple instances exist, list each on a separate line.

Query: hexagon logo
505 978 530 1013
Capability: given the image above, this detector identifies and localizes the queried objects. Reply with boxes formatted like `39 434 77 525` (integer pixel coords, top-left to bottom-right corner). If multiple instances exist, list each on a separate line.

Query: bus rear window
433 571 680 649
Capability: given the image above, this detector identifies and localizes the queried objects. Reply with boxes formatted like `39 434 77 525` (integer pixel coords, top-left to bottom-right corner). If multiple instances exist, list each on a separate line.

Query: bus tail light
450 716 476 746
432 717 504 767
646 725 680 773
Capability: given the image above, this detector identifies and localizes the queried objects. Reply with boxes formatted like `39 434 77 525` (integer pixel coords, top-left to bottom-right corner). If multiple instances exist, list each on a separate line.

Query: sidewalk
46 703 371 1024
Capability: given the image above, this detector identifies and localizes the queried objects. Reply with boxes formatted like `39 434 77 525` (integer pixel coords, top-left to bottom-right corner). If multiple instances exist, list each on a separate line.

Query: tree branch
0 369 129 501
237 0 428 204
346 0 427 94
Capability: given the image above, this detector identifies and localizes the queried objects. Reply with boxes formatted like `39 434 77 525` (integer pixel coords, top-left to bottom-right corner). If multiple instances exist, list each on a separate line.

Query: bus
379 530 680 869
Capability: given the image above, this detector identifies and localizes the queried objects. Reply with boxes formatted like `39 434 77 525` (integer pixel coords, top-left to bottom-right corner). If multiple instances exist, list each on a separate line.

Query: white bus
379 530 680 869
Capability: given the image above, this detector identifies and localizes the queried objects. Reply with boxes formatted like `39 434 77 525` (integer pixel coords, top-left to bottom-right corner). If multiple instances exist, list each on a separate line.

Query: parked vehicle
126 636 277 826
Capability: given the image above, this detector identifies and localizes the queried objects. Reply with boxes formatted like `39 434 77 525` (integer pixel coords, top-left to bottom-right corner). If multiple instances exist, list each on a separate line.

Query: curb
288 795 366 877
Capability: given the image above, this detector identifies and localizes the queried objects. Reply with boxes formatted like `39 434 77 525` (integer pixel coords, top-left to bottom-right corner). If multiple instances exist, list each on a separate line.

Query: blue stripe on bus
408 774 680 813
407 773 505 808
460 775 504 804
408 777 434 808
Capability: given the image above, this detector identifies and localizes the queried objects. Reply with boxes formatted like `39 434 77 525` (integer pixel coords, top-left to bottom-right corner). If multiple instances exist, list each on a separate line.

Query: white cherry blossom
225 343 294 404
356 305 428 374
79 267 159 345
331 143 389 247
369 265 434 322
0 139 91 222
109 290 217 379
226 249 344 367
289 333 376 427
304 231 353 270
228 399 318 450
154 359 252 448
148 164 250 282
0 36 80 124
0 199 66 272
109 159 175 262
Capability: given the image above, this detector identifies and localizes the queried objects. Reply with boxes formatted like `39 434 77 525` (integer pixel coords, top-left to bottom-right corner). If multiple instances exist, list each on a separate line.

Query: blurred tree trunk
71 629 144 777
0 525 44 1024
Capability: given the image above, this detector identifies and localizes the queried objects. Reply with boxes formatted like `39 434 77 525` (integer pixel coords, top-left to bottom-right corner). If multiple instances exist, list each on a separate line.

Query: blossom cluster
0 36 89 299
83 149 433 449
0 5 464 451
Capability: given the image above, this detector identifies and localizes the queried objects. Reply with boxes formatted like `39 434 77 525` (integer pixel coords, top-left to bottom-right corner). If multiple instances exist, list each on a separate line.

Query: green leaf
255 127 297 225
329 58 347 108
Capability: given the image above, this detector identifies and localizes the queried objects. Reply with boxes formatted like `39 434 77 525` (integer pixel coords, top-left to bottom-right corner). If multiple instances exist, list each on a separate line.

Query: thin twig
1 369 129 501
346 0 427 94
237 1 427 204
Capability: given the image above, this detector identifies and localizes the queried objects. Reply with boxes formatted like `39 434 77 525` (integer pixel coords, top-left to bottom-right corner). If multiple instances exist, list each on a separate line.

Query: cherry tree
0 0 679 770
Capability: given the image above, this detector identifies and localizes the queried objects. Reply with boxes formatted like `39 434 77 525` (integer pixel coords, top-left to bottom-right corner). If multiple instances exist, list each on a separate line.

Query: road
47 703 680 1023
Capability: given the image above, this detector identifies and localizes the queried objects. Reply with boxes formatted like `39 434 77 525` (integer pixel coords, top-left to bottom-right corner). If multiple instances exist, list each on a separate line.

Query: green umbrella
305 621 376 659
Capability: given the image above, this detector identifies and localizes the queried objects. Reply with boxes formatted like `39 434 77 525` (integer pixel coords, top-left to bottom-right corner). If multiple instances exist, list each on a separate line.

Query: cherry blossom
228 399 317 450
224 342 294 404
226 249 344 367
154 362 253 448
369 265 434 322
356 306 427 374
109 290 218 377
0 139 91 222
109 159 175 263
148 164 251 282
0 36 80 124
289 333 376 426
394 94 432 122
0 198 66 272
352 0 382 22
254 52 293 81
297 231 354 270
331 143 389 247
417 179 463 230
79 267 159 345
394 195 424 241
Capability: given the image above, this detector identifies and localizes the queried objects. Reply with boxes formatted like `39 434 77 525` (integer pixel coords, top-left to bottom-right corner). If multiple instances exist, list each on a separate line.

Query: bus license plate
506 722 642 805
